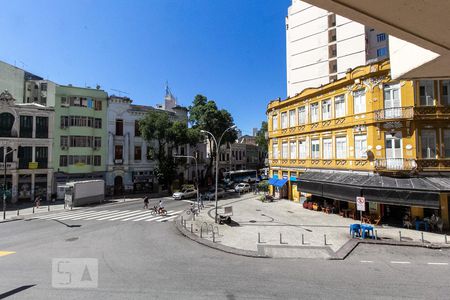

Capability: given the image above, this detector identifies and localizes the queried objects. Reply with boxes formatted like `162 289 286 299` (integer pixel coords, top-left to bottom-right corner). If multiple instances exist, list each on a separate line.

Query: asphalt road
1 197 449 299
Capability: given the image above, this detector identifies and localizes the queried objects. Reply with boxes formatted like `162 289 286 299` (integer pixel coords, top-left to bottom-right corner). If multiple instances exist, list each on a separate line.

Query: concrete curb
174 215 269 258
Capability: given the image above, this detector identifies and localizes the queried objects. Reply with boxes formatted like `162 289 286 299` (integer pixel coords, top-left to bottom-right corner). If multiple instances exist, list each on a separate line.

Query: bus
223 170 258 185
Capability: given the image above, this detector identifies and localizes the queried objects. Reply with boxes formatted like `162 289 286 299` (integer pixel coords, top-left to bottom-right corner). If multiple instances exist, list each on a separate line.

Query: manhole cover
287 211 294 213
249 220 257 223
65 237 79 242
256 209 261 211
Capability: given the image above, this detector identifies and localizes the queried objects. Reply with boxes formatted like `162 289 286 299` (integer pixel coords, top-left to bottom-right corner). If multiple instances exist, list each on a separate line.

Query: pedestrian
35 196 41 209
143 196 149 209
158 199 164 214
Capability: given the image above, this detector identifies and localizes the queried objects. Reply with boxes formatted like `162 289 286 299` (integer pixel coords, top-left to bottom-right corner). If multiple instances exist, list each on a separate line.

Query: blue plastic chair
361 224 375 239
349 224 361 238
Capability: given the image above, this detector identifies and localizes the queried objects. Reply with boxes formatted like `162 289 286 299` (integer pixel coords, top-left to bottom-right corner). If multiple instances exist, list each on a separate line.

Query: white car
173 188 197 200
205 188 226 200
234 183 251 193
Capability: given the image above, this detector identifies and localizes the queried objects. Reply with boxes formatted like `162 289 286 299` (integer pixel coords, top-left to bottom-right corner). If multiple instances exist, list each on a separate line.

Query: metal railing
374 106 413 120
375 158 417 171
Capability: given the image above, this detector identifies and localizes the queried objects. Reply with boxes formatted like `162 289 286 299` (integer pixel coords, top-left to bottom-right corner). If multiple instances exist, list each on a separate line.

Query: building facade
53 85 108 191
0 90 54 203
267 60 450 228
286 0 389 97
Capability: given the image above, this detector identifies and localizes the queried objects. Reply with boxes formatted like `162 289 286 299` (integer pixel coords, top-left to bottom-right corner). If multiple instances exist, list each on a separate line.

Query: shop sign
356 196 365 211
28 162 38 169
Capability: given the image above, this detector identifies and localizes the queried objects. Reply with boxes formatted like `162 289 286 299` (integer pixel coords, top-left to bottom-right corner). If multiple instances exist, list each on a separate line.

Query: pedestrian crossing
34 209 183 223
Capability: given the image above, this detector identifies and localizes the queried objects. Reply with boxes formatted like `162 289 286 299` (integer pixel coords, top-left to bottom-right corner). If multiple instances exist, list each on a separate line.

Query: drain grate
249 220 257 223
256 209 261 212
287 211 294 213
65 237 79 242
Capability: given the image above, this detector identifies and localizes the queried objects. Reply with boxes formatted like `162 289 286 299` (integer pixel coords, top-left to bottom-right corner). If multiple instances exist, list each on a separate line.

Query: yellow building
267 60 450 229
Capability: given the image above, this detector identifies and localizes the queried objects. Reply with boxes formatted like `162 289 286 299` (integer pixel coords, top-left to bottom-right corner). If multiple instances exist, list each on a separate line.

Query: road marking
145 216 164 222
181 200 195 204
157 215 179 222
96 210 133 220
70 210 121 220
427 262 448 265
360 260 374 263
0 251 15 257
120 211 155 221
38 210 83 219
108 210 150 221
58 210 117 220
390 261 411 264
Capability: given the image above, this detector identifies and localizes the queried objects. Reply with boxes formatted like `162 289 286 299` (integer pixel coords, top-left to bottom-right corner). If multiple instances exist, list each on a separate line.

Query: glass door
384 84 401 118
385 132 402 169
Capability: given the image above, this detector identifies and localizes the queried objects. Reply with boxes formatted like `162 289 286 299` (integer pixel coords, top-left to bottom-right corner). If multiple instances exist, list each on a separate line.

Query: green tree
140 110 200 192
255 121 268 153
189 94 237 179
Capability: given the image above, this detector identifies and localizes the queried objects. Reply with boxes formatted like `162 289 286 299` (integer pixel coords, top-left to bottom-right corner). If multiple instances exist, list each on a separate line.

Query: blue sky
1 0 290 134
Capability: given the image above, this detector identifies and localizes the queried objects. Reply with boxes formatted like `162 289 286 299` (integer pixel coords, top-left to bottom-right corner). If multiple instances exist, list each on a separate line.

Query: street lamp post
201 125 236 223
3 148 16 220
174 154 199 210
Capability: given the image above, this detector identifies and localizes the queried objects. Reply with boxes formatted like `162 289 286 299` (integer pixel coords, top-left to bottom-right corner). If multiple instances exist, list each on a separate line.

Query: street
1 197 450 299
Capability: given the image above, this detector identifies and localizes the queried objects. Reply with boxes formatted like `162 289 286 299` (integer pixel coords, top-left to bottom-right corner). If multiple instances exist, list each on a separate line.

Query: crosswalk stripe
132 210 175 222
390 261 410 264
157 215 178 222
38 210 83 219
427 262 448 265
48 210 105 220
166 210 183 216
70 210 120 220
96 210 133 220
108 210 149 221
121 211 155 221
57 210 116 220
145 216 164 222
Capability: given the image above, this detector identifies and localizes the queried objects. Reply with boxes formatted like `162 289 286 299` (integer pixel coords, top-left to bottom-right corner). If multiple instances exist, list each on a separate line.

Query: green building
53 85 108 193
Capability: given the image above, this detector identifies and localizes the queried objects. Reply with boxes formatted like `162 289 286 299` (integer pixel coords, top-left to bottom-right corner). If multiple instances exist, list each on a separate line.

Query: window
281 112 288 129
323 138 332 159
61 97 69 107
311 140 320 159
298 106 306 124
334 95 345 118
272 115 278 131
115 119 123 136
0 113 14 137
421 129 436 158
441 80 450 106
95 100 102 111
115 145 123 160
290 141 297 159
94 118 102 129
419 80 434 106
299 140 307 159
94 156 101 166
60 155 68 167
335 137 347 159
134 120 141 137
354 135 367 159
35 117 48 138
60 136 69 148
377 33 386 42
94 137 101 149
272 143 278 159
353 89 366 114
60 116 69 128
289 110 296 127
444 130 450 157
35 147 48 168
282 142 288 159
376 47 388 57
310 103 319 123
20 116 33 138
18 146 32 169
322 99 331 120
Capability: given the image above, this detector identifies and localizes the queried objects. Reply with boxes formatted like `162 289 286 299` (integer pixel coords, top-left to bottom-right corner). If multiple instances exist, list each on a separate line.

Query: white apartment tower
286 0 389 97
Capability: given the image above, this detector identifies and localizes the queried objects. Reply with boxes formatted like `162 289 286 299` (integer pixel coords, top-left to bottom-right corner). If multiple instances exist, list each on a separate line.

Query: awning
297 171 447 209
269 178 288 188
268 178 278 185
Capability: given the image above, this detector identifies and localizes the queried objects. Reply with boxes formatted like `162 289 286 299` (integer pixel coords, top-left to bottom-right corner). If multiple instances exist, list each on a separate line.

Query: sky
0 0 290 134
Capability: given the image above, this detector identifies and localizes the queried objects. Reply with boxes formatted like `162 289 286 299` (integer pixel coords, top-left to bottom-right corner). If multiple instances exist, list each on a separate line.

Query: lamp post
174 154 199 211
3 148 16 220
201 125 236 223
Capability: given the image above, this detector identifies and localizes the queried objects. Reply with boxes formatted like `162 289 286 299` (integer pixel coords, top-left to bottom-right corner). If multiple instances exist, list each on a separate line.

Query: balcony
374 107 413 121
375 158 417 171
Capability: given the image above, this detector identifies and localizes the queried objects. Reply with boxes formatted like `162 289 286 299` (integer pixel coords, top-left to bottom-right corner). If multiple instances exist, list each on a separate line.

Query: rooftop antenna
111 89 130 97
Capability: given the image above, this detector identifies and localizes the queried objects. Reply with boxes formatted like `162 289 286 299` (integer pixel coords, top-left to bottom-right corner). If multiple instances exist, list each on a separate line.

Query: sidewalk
176 194 450 259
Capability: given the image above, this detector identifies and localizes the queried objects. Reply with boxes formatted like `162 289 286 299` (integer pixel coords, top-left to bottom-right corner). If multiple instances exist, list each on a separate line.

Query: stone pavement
177 194 450 259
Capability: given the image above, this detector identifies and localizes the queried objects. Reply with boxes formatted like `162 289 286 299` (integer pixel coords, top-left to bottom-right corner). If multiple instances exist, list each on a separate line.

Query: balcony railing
375 158 417 171
374 107 413 121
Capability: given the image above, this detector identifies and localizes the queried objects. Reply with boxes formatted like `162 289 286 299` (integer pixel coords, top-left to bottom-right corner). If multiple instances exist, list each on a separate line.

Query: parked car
173 188 197 200
234 183 251 193
205 188 226 200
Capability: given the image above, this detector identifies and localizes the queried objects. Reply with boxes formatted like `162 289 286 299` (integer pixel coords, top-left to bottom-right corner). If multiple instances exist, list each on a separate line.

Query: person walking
143 196 149 209
34 196 41 209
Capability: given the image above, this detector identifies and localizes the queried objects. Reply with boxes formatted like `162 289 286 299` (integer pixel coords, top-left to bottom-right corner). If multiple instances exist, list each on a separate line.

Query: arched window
0 113 14 137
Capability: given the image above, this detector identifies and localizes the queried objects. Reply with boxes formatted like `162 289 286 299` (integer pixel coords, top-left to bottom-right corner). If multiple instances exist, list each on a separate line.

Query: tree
255 121 268 152
140 110 200 192
189 94 237 180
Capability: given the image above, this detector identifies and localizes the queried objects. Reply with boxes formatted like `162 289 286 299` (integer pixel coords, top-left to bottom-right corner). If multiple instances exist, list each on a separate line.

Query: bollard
33 206 35 214
399 231 402 241
302 234 305 245
190 223 193 233
421 232 424 243
181 215 184 225
200 227 203 238
375 230 378 240
258 232 261 243
48 205 50 212
324 234 327 245
280 233 282 244
193 214 195 221
213 232 216 243
17 209 19 216
184 220 187 228
445 235 448 244
64 202 66 209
